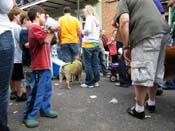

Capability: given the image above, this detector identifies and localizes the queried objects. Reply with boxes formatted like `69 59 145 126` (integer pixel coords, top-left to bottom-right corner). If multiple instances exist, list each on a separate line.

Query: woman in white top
81 5 101 88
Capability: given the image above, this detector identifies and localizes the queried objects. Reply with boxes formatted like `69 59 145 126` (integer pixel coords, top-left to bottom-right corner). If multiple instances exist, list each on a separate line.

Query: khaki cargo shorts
131 34 167 87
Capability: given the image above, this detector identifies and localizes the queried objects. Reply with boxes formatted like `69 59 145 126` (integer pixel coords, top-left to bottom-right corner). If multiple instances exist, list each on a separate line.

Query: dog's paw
67 86 71 90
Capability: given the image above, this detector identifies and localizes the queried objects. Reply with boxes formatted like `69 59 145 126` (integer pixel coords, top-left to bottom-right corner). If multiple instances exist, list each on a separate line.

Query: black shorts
11 63 24 80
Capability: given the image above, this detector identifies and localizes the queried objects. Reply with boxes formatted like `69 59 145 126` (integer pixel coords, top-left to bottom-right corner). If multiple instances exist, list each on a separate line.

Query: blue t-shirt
153 0 165 14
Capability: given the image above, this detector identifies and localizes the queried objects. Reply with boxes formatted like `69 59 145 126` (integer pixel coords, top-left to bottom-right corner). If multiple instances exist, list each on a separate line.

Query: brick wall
101 0 118 37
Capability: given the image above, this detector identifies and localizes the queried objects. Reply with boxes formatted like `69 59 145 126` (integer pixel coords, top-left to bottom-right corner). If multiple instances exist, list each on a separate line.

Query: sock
135 103 144 113
148 99 156 106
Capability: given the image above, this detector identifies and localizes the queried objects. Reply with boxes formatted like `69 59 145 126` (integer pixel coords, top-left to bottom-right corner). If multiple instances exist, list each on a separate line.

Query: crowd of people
0 0 175 130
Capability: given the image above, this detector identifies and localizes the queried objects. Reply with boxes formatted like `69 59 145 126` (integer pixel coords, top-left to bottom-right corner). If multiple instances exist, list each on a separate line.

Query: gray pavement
8 76 175 131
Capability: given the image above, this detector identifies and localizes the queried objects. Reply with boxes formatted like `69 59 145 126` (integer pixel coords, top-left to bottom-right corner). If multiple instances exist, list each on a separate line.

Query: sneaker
115 83 129 88
145 101 156 113
23 119 39 128
127 106 145 119
120 83 129 88
10 92 17 100
40 110 58 118
115 82 120 86
81 84 88 88
16 93 27 102
87 85 94 88
81 84 94 88
94 82 100 87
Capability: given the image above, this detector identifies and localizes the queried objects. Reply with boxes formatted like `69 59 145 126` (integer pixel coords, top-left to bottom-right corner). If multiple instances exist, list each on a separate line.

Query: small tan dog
59 60 83 89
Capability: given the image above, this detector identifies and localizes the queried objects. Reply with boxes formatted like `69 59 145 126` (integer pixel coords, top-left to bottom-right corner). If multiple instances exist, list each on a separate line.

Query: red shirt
29 24 51 70
108 38 117 56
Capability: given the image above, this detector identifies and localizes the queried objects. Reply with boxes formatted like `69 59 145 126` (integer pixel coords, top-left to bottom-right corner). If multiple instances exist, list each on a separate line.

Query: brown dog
59 60 82 89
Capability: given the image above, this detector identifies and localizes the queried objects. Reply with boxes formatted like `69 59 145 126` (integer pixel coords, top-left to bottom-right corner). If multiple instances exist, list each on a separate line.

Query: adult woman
81 5 100 88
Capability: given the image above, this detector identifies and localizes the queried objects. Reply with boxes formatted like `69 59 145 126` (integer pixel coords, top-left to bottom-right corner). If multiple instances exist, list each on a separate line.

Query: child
99 30 109 76
23 5 58 128
8 7 27 102
107 30 118 63
19 11 31 96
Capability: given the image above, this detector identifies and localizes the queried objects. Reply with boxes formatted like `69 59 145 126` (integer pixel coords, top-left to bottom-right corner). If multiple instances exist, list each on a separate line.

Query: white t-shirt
11 22 22 63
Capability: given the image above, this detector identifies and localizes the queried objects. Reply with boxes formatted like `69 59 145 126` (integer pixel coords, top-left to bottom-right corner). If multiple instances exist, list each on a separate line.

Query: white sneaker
94 82 100 87
81 84 94 88
88 85 94 88
81 84 88 88
115 82 120 86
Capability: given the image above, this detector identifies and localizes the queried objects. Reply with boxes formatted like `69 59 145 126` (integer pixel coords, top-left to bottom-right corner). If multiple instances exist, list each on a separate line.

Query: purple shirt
153 0 165 14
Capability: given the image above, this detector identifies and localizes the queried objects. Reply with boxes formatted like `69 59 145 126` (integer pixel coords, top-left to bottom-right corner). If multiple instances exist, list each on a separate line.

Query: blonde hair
84 5 99 19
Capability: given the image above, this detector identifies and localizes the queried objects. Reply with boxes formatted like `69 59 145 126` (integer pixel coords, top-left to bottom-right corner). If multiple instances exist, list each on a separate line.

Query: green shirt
116 0 170 48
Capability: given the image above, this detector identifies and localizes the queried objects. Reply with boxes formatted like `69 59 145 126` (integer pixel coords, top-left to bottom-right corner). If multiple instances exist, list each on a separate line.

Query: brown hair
20 11 29 25
8 7 23 21
28 5 45 22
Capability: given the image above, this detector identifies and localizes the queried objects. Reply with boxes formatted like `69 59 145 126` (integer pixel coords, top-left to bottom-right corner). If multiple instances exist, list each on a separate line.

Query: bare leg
10 80 16 93
147 83 157 101
15 80 23 96
135 85 148 106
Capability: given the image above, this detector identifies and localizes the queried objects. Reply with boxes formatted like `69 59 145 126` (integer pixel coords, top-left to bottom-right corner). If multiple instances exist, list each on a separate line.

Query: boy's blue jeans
82 47 100 86
0 31 14 131
23 70 52 120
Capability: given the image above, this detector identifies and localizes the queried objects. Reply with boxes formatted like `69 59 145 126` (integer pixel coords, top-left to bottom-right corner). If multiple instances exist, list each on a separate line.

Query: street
8 75 175 131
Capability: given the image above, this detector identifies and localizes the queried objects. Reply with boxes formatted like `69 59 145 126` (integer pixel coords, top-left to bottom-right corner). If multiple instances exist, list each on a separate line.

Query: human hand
25 42 29 48
123 48 131 62
111 20 119 28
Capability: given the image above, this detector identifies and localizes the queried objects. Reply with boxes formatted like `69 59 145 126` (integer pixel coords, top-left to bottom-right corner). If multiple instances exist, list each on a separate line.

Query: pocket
131 61 154 82
142 37 161 51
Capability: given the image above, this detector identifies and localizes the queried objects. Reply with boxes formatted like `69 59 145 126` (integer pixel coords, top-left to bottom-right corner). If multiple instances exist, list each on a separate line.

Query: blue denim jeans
82 47 100 86
98 48 108 75
23 70 52 120
0 31 14 131
60 44 79 63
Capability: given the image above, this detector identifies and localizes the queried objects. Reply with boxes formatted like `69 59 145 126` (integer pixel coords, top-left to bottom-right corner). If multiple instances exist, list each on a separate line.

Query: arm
153 0 165 19
77 29 81 38
0 0 15 13
119 13 131 62
119 13 129 48
44 33 54 44
83 17 92 36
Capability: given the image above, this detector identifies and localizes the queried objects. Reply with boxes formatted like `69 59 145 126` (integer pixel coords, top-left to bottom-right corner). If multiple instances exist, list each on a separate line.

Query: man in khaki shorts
113 0 170 119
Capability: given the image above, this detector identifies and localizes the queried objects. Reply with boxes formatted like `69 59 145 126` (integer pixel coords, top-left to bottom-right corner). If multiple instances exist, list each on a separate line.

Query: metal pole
77 0 80 19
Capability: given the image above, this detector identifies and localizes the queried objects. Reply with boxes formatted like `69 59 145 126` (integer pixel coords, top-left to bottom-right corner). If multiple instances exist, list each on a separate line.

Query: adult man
114 0 169 119
58 6 81 63
0 0 15 130
153 0 166 96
